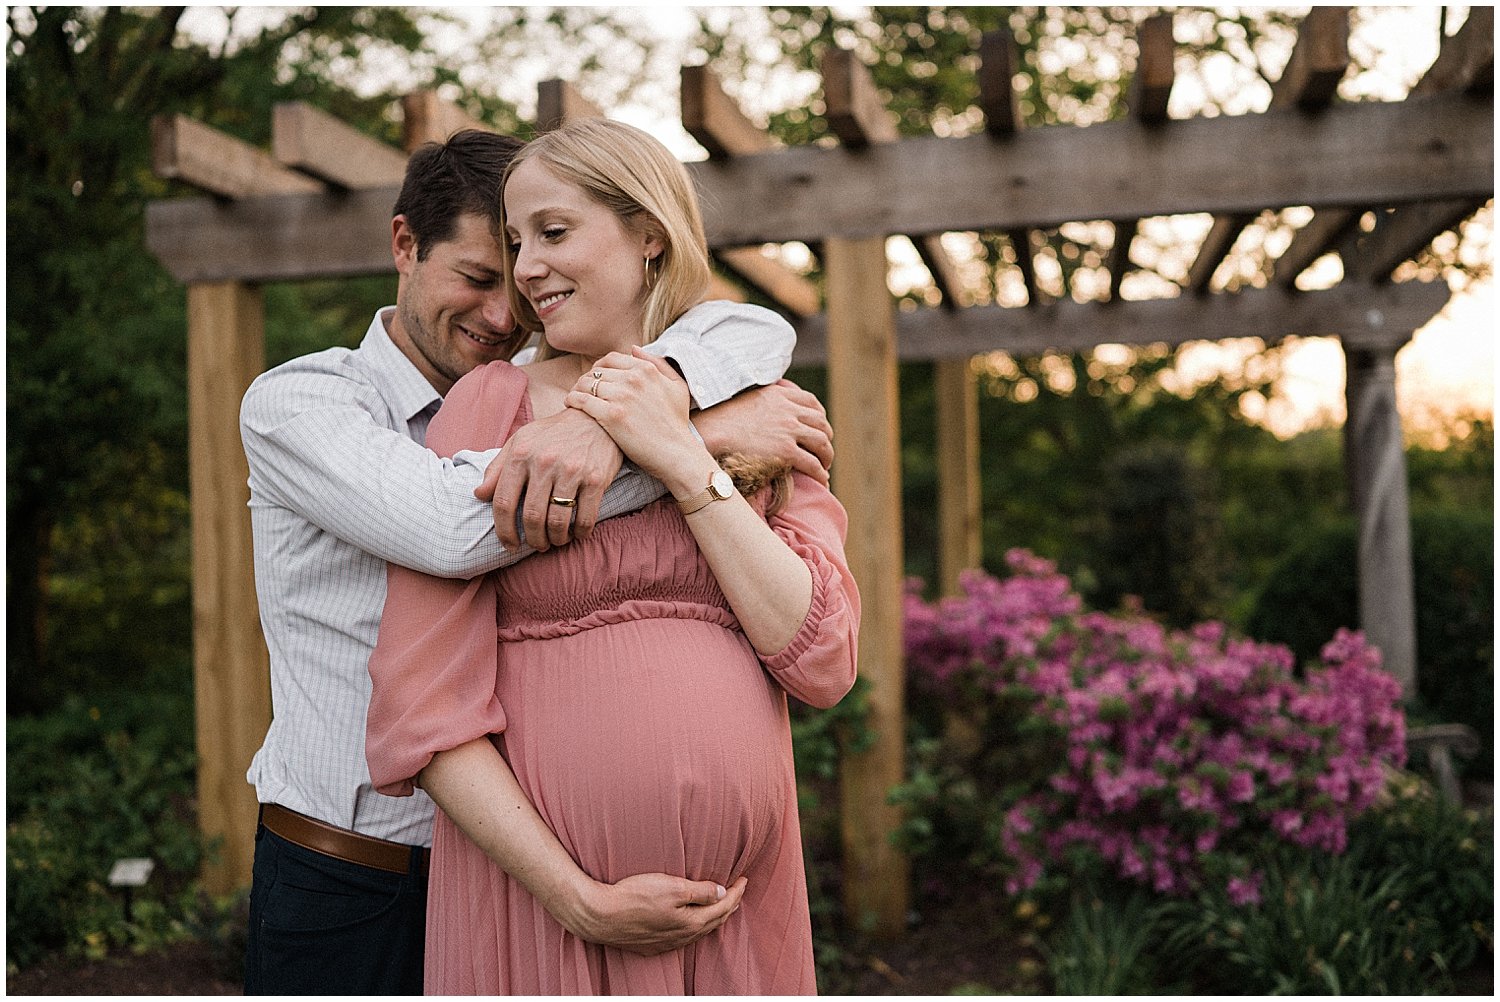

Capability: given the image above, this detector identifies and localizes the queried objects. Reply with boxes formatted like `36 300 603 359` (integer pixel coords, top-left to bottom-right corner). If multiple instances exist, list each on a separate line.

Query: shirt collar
361 308 443 422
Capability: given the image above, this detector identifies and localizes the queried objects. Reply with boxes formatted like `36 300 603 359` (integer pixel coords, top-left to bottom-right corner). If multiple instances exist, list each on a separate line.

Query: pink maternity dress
365 360 860 995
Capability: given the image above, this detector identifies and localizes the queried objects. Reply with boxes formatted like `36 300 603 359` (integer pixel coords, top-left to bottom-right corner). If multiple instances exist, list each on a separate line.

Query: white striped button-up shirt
241 303 793 845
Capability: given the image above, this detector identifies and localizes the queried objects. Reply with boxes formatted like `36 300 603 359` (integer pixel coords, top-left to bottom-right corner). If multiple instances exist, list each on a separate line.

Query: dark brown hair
393 129 524 260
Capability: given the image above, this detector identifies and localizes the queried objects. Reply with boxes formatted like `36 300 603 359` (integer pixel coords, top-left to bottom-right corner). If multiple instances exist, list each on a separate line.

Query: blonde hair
501 119 712 356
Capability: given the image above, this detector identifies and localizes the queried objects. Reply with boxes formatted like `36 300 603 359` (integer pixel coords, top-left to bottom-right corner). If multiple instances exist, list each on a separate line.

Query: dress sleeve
365 362 530 797
757 473 861 709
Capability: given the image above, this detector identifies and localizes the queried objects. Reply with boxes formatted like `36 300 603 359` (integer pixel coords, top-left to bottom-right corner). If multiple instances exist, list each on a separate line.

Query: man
238 129 834 994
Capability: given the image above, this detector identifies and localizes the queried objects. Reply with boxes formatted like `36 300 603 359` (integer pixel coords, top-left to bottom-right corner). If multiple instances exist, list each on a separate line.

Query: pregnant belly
495 618 793 885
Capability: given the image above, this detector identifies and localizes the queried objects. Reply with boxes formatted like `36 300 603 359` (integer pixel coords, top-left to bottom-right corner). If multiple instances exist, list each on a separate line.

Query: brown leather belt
260 804 429 876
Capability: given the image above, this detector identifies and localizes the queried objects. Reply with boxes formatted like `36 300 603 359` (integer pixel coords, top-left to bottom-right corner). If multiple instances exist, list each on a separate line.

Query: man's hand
566 873 748 956
693 380 834 485
474 408 624 551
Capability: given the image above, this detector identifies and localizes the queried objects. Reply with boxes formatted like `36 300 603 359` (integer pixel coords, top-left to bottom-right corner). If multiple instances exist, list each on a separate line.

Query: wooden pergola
144 10 1493 935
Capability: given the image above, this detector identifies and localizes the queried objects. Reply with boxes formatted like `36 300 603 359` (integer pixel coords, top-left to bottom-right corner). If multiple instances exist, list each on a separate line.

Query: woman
365 118 860 995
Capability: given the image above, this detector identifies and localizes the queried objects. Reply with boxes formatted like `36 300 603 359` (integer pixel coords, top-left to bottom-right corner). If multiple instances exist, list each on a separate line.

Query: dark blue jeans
244 821 428 995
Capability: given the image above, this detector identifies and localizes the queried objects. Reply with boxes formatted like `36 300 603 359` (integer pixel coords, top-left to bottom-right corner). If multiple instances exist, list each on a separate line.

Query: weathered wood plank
272 101 409 189
979 30 1042 304
1111 14 1175 298
716 247 819 317
935 359 981 596
1271 208 1360 287
1186 212 1256 293
696 92 1491 246
1344 346 1416 696
1277 8 1490 285
825 236 909 939
980 29 1022 137
144 93 1493 283
705 273 747 303
147 186 397 283
822 47 899 146
400 91 492 151
1411 6 1494 97
1129 13 1176 125
151 113 323 197
537 78 604 132
187 282 272 894
789 281 1448 364
1108 219 1139 299
822 47 963 306
1189 7 1349 290
1342 199 1482 283
682 64 774 158
1277 5 1351 110
678 64 821 316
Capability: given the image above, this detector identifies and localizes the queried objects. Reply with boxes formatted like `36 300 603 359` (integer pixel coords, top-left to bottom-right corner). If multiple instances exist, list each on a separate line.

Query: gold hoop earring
643 255 655 292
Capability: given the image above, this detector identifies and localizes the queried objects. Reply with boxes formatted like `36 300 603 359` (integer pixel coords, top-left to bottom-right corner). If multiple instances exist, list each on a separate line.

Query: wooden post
935 359 981 596
1343 344 1417 697
187 282 272 892
824 236 909 937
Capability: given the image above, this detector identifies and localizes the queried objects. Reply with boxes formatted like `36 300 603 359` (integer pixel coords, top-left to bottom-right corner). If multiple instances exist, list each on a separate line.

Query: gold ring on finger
550 496 577 507
590 371 603 397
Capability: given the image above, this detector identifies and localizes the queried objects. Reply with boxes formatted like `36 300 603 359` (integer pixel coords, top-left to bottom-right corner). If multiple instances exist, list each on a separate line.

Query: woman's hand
565 348 712 492
570 873 748 955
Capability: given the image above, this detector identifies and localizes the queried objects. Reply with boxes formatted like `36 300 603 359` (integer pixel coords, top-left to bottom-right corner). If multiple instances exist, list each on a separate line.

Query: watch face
710 469 735 499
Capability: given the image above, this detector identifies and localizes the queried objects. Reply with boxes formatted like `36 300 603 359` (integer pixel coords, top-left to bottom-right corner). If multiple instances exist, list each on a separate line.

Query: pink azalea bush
904 549 1407 903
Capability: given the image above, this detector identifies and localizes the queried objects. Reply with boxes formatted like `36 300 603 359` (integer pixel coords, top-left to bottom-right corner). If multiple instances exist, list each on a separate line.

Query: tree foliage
3 7 511 711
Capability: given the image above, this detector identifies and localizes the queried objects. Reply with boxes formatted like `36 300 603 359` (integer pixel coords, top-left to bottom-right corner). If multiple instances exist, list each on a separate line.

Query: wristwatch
677 469 735 515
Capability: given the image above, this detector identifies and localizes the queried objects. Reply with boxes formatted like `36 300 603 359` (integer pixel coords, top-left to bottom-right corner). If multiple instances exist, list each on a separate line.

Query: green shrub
6 694 212 970
1092 440 1225 627
1342 774 1493 974
1157 774 1493 994
1043 880 1171 995
1246 509 1493 774
1160 849 1442 994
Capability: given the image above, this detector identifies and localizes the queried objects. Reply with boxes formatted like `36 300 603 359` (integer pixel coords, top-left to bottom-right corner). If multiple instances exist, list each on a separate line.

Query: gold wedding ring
550 496 577 507
590 370 603 397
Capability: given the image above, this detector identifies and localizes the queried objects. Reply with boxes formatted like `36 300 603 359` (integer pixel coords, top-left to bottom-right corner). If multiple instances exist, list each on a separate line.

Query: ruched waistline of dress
496 597 740 642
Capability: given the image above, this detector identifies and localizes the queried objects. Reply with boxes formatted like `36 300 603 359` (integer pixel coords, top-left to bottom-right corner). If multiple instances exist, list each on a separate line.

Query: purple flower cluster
904 550 1408 903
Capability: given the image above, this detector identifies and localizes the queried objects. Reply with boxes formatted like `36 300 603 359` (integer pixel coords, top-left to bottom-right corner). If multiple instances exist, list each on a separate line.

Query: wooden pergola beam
1413 6 1495 95
537 77 606 131
1188 6 1350 292
1270 205 1360 288
272 101 409 189
150 113 323 197
788 280 1447 364
822 47 964 308
703 92 1489 246
979 30 1023 138
715 248 819 317
1278 7 1491 287
1110 13 1175 300
1129 12 1176 125
825 236 910 939
187 281 273 892
143 92 1493 284
980 30 1043 306
681 63 772 159
401 91 492 151
1341 199 1485 283
679 64 821 317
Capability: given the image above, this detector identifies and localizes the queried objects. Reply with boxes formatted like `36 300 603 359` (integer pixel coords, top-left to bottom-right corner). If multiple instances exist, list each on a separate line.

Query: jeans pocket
251 841 424 994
